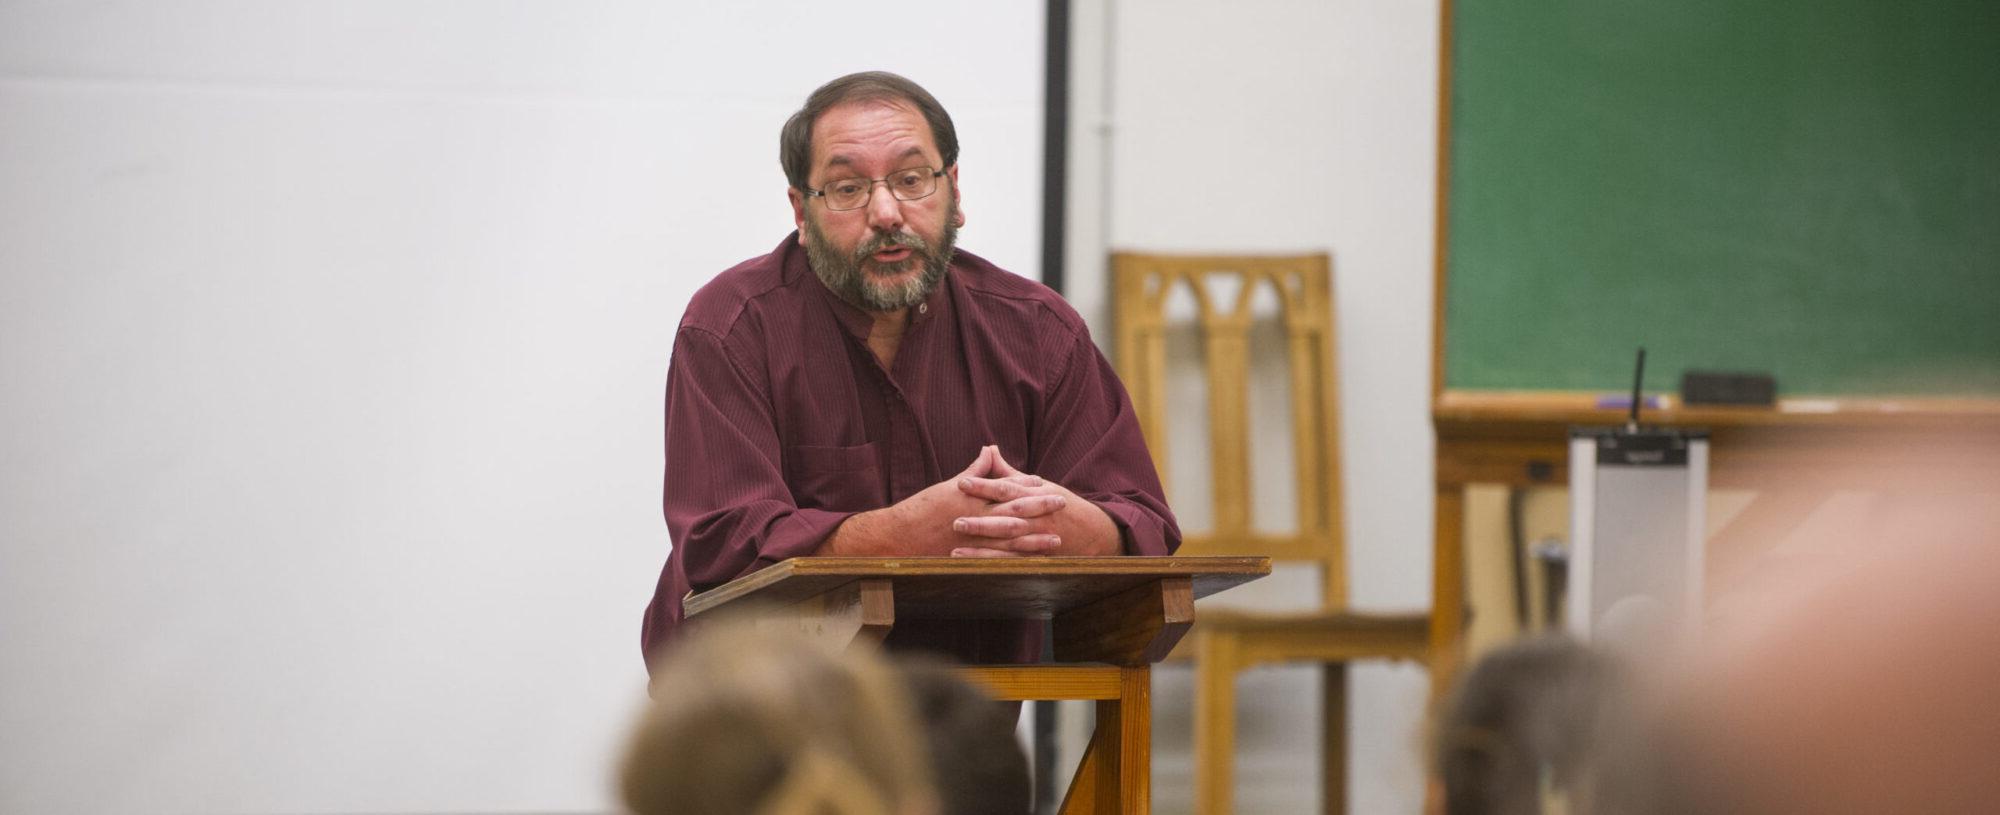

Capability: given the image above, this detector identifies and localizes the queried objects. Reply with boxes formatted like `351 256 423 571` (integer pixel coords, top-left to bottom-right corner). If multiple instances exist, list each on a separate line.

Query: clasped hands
821 445 1120 558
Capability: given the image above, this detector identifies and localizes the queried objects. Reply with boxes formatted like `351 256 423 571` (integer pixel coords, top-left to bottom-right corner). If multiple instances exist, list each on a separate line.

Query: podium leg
1058 666 1152 815
1117 666 1152 813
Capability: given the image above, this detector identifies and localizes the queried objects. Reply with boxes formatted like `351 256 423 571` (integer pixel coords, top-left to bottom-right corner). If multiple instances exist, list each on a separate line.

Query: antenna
1626 347 1647 432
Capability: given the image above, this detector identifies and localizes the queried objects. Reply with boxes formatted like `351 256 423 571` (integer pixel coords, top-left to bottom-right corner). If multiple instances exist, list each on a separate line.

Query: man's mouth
871 246 913 263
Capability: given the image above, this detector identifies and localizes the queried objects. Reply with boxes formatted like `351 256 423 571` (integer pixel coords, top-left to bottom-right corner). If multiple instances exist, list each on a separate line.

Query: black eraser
1681 371 1776 406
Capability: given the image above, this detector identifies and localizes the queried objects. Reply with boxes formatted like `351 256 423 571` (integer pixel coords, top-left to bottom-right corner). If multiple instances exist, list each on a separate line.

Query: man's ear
947 166 965 228
788 187 807 231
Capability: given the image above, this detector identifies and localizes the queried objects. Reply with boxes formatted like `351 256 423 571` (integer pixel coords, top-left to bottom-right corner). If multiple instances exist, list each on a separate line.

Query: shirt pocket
785 442 884 511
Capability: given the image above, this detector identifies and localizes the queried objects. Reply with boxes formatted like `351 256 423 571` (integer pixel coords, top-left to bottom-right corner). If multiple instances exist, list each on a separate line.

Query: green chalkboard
1442 0 2000 396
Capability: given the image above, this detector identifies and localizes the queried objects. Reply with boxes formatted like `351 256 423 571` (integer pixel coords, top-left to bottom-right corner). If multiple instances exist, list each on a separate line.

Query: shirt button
918 303 928 314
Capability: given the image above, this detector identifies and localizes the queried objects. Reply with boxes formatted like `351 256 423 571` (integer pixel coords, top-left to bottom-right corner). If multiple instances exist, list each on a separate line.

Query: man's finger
959 475 1032 503
1015 533 1062 552
988 450 1026 478
993 533 1061 553
950 547 1025 558
986 494 1065 519
953 515 1032 539
959 444 999 478
949 523 1064 550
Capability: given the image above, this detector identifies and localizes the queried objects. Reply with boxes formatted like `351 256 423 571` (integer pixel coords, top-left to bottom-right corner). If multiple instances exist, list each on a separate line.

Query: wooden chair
1110 252 1431 815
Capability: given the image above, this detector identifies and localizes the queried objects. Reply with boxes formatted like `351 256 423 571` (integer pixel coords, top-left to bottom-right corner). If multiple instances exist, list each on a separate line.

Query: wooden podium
684 556 1271 815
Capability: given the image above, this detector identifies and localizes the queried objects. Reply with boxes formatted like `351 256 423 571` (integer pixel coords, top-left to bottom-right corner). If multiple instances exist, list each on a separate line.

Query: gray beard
803 205 959 313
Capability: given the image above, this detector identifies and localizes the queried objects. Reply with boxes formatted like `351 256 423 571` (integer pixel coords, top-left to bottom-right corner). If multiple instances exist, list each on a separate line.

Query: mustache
854 229 929 259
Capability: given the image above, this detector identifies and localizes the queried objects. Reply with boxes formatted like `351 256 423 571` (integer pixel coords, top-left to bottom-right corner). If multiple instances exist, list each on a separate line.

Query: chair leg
1322 663 1348 815
1194 632 1240 815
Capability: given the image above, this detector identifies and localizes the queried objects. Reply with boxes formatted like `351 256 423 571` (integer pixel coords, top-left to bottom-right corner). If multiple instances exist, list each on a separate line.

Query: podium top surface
684 556 1271 620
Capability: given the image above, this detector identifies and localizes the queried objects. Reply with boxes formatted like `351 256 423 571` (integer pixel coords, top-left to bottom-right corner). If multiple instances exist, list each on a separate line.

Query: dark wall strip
1041 0 1071 296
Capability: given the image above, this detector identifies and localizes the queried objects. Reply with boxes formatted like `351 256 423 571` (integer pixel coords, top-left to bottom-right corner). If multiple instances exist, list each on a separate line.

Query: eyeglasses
804 167 945 212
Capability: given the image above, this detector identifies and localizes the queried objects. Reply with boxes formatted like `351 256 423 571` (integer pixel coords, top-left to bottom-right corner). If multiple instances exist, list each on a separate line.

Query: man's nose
864 183 904 232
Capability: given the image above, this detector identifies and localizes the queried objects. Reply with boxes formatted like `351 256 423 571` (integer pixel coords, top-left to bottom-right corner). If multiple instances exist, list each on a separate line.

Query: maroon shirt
643 233 1179 668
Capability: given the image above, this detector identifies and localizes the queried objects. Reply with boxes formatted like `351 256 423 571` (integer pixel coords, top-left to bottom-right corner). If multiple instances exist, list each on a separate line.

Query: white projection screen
0 3 1045 812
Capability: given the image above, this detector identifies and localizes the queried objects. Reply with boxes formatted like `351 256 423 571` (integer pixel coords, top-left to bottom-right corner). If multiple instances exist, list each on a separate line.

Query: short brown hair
898 659 1031 815
622 624 936 815
1430 637 1626 815
779 71 959 191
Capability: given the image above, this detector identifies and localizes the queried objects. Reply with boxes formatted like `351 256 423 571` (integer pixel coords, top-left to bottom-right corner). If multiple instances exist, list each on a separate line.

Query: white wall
1067 1 1441 812
3 1 1447 811
0 3 1043 813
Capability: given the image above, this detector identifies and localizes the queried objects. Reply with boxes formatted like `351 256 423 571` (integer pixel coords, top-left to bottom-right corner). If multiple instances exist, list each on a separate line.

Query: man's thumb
961 444 998 477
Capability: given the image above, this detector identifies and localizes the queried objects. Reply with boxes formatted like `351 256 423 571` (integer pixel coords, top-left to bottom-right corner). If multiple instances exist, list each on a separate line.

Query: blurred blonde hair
621 621 937 815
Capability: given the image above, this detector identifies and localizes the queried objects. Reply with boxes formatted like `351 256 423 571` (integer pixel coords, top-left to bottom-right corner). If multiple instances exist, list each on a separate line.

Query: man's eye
893 172 925 188
829 181 866 197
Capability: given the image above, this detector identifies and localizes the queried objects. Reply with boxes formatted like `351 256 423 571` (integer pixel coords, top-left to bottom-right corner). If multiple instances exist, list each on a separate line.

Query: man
641 72 1179 669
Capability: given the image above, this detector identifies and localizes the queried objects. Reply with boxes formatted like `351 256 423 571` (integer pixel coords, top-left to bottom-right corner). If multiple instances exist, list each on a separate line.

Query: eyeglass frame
802 166 949 212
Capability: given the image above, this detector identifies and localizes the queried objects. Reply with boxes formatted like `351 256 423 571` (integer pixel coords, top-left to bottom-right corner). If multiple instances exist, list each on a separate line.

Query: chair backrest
1111 252 1348 609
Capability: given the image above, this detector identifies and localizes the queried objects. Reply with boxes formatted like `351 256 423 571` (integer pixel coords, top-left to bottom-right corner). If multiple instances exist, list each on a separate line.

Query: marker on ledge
1595 394 1669 411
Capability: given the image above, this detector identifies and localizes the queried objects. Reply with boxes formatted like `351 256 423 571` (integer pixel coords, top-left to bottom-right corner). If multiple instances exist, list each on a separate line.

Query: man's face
789 99 962 313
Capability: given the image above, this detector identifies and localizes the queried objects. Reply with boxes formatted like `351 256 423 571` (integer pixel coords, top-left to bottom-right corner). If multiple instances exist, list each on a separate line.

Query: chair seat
1193 608 1431 667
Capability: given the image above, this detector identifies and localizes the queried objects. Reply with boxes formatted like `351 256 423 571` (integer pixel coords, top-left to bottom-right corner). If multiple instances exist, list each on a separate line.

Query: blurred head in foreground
621 623 938 815
1427 636 1631 815
897 659 1031 815
1607 535 2000 815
